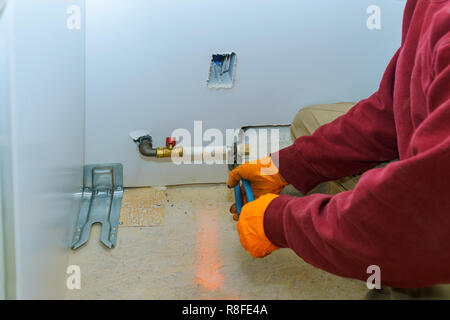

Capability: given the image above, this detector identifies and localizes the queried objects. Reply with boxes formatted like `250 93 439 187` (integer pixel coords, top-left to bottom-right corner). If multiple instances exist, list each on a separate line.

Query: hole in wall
207 52 237 89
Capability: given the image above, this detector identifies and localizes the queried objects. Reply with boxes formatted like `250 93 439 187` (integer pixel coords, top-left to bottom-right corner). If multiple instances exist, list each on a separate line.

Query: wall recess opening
207 52 237 89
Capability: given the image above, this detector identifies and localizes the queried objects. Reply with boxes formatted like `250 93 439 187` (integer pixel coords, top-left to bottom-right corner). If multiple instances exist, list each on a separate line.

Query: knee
290 102 356 141
290 105 322 140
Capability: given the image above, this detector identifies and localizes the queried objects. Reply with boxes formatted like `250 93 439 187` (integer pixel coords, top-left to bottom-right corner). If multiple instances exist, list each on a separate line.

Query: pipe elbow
138 140 157 157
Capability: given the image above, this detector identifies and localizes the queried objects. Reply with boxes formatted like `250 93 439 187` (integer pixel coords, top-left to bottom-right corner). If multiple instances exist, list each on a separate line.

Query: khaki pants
290 102 361 195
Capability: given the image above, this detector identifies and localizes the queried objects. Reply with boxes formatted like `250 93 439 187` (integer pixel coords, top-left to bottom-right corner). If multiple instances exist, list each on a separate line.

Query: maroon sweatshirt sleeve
271 0 424 195
265 2 450 288
271 49 400 195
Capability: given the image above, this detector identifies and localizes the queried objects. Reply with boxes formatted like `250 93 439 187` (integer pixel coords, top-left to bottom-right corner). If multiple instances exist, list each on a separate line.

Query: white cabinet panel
1 0 85 299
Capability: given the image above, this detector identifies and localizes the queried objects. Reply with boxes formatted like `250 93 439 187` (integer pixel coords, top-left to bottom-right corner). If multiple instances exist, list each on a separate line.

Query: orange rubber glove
228 156 288 220
237 193 280 258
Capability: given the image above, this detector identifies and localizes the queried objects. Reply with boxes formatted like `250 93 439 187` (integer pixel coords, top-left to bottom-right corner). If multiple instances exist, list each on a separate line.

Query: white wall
0 0 6 302
0 0 85 299
0 0 14 300
86 0 406 187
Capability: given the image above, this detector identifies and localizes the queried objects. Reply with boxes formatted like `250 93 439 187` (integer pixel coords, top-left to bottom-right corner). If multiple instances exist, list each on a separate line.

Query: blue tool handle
234 179 255 220
242 179 255 202
234 184 243 217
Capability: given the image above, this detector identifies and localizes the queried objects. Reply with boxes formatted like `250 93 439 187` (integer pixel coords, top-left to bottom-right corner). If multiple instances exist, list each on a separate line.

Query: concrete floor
65 184 450 300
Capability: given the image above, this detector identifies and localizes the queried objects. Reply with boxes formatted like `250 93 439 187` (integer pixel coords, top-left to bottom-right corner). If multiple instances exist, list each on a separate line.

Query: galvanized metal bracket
71 163 123 249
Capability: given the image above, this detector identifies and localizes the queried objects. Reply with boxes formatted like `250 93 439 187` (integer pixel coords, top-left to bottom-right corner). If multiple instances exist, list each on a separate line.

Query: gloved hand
237 193 280 258
228 156 288 220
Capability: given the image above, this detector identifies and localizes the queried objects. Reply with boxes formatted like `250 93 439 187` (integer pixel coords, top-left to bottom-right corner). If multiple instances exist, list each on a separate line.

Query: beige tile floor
65 184 449 300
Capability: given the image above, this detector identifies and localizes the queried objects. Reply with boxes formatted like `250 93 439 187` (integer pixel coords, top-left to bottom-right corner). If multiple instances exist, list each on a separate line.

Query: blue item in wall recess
207 52 237 89
234 179 255 220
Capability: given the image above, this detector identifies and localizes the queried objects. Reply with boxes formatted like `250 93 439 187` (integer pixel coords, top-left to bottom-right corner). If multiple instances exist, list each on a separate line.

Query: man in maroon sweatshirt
228 0 450 289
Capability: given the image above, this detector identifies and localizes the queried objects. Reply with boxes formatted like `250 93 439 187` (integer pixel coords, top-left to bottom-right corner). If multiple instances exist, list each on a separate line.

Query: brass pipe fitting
156 146 183 158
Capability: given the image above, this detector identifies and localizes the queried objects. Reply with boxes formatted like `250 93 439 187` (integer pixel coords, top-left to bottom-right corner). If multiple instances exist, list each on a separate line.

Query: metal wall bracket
71 163 123 249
